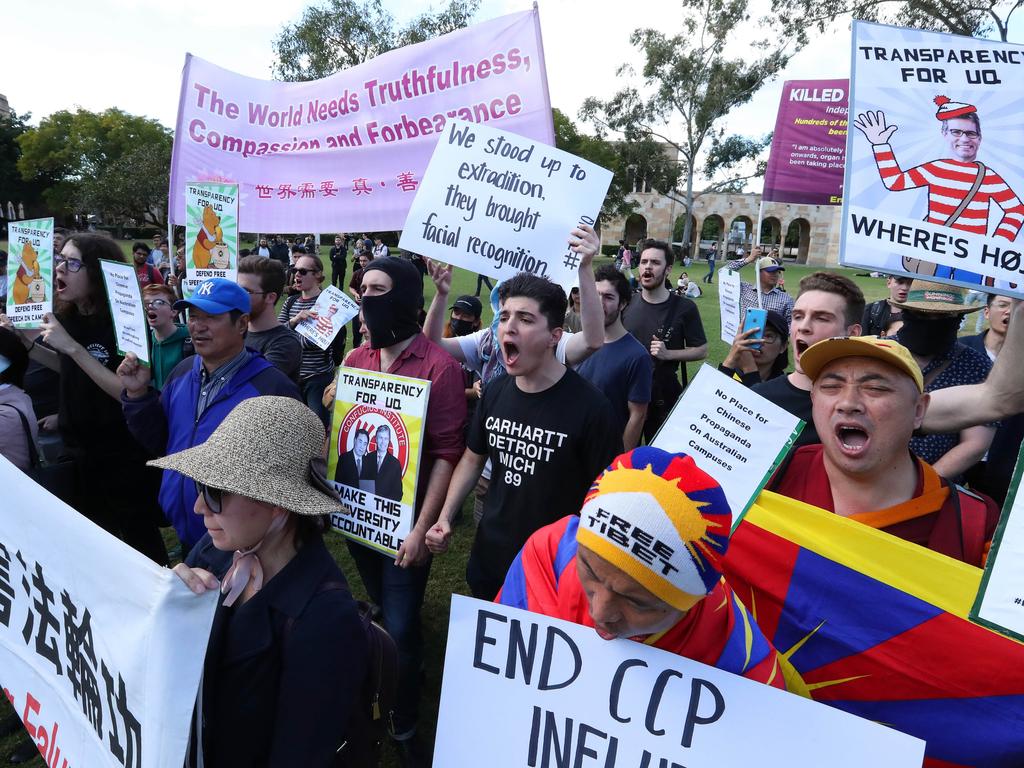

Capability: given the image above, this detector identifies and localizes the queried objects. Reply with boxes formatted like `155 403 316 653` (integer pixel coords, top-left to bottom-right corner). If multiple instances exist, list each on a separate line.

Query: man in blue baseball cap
117 278 300 556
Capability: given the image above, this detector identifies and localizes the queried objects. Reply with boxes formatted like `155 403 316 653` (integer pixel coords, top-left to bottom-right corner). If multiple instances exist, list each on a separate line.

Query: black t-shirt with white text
622 292 706 388
466 369 622 596
752 375 818 446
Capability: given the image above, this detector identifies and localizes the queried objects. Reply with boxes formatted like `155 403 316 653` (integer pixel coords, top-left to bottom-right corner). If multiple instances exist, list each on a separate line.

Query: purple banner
762 79 849 205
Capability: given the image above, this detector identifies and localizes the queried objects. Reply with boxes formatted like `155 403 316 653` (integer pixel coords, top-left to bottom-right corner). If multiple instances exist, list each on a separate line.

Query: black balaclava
450 318 477 337
896 308 960 357
360 256 423 350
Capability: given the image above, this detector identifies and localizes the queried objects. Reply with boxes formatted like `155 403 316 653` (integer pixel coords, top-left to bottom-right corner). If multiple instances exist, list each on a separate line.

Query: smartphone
741 308 767 350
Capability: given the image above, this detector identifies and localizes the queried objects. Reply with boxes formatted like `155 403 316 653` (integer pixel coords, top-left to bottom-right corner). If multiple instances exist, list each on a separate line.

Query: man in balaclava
344 256 466 766
890 281 995 482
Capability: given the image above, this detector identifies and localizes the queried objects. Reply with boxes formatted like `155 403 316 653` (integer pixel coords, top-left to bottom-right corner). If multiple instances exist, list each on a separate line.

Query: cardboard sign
169 10 553 233
99 260 150 365
5 217 53 328
842 21 1024 297
184 182 238 290
434 596 926 768
652 365 804 520
327 367 430 556
763 79 848 206
0 456 217 768
293 285 360 351
972 442 1024 640
718 268 741 344
398 119 612 289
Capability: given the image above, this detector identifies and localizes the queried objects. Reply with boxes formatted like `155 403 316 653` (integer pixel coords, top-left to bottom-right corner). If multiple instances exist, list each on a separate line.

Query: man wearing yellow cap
767 336 1000 565
497 447 787 689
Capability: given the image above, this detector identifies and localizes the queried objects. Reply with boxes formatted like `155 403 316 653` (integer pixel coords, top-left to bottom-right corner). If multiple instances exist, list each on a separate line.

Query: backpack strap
0 402 40 468
943 162 987 227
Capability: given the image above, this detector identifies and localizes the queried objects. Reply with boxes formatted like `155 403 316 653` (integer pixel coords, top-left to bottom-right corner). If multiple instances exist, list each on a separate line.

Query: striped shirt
277 295 335 380
872 143 1024 240
738 282 793 329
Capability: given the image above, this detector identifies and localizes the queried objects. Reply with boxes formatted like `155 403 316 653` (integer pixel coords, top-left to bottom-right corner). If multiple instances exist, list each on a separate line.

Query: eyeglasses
55 257 85 273
195 482 224 514
292 268 320 276
144 299 170 309
762 333 782 345
947 128 980 139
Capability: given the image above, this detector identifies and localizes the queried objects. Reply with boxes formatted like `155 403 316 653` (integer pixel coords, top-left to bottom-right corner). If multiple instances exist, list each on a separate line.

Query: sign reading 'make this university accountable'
5 217 53 329
398 119 612 290
327 367 430 557
0 456 217 768
433 596 926 767
653 365 804 520
169 9 554 233
841 20 1024 298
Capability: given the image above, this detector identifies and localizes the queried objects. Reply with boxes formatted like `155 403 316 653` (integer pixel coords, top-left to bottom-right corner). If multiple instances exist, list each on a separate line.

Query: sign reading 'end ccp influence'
398 119 612 289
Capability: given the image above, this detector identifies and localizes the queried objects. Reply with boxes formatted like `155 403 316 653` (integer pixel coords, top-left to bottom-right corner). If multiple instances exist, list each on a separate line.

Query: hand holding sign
117 351 153 399
38 312 77 356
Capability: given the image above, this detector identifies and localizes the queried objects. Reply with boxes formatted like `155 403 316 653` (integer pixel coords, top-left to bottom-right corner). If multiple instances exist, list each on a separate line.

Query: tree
581 0 787 254
17 108 172 224
0 113 48 219
770 0 1020 46
75 142 173 231
272 0 480 81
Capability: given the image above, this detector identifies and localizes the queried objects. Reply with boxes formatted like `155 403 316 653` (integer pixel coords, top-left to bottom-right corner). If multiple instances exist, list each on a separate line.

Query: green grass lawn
0 245 923 766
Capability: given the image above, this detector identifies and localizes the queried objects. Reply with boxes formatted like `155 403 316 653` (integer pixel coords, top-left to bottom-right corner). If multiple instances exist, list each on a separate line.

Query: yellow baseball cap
800 336 924 392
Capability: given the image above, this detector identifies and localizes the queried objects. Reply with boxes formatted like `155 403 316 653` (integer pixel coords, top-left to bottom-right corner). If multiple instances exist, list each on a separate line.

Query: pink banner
169 9 554 233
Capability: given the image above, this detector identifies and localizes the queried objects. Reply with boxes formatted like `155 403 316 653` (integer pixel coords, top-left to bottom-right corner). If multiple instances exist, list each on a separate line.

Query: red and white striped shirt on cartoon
871 143 1024 241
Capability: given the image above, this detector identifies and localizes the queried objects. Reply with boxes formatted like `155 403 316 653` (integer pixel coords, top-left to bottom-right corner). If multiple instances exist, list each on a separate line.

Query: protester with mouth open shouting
426 225 622 603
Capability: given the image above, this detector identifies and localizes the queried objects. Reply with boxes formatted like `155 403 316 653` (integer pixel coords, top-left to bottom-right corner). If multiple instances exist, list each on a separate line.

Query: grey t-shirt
246 324 302 384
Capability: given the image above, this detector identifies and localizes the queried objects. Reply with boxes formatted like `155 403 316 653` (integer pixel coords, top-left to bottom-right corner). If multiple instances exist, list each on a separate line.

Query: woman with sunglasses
157 396 368 767
279 253 336 426
0 233 168 563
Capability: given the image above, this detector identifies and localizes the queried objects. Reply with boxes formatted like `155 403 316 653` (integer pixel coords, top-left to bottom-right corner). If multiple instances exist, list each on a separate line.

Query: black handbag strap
0 402 40 468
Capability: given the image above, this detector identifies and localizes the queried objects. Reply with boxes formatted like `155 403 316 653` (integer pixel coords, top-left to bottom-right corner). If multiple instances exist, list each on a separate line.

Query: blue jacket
123 350 300 548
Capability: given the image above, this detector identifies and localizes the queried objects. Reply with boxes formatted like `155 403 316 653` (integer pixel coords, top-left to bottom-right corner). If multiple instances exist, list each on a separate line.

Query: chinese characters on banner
841 21 1024 297
183 182 238 292
5 217 53 329
327 368 430 556
398 119 612 290
169 9 554 233
0 457 217 768
434 596 925 767
99 260 150 365
292 286 360 351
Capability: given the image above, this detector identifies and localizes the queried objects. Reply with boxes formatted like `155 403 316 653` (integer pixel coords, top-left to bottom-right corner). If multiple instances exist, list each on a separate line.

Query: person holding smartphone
719 309 790 386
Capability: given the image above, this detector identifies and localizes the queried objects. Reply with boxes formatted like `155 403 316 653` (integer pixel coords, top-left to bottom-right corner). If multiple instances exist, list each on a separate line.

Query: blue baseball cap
174 278 251 315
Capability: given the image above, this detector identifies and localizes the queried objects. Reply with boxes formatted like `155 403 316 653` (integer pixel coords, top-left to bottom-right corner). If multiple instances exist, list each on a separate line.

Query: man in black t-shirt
238 256 302 383
426 227 622 600
622 239 707 442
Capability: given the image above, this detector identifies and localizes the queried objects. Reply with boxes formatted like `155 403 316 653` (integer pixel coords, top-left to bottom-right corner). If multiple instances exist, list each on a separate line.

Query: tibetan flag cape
724 490 1024 768
498 515 786 689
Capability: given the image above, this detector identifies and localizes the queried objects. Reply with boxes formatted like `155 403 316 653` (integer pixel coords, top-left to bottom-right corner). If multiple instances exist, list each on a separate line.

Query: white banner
5 217 53 329
398 119 612 289
99 260 150 365
293 285 360 351
652 365 804 519
718 268 741 344
0 457 217 768
434 596 925 767
842 21 1024 297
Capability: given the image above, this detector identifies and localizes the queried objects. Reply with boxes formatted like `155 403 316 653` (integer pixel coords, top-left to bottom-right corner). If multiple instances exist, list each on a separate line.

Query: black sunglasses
292 268 320 276
195 482 224 513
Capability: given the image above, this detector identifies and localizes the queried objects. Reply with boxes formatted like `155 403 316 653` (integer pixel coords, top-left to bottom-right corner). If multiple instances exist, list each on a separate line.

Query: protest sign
169 9 553 233
972 443 1024 641
0 456 217 768
293 285 359 351
398 119 612 289
763 79 848 206
5 217 53 329
183 182 238 289
841 21 1024 297
327 367 430 556
718 268 741 344
652 364 804 519
434 595 925 767
99 260 150 365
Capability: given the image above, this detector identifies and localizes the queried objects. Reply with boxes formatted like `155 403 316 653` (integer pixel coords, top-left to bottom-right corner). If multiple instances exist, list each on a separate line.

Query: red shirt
346 333 466 513
136 264 164 286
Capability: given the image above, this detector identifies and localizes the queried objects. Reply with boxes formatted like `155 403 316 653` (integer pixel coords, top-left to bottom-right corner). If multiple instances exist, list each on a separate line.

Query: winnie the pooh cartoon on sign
192 204 224 269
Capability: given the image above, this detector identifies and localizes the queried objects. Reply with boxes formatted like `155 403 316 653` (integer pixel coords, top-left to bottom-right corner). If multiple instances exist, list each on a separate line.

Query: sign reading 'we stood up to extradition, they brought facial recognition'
398 119 612 290
433 596 926 768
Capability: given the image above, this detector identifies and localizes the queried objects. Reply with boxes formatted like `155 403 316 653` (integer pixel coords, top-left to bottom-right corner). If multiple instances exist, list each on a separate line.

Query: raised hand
853 110 898 145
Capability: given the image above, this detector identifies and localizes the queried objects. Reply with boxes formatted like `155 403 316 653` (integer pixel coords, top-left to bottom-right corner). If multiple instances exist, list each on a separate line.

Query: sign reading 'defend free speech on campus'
398 119 613 290
183 182 238 294
99 260 150 366
653 365 804 520
5 217 53 329
842 21 1024 298
0 456 217 768
169 10 553 233
762 79 848 206
433 596 925 768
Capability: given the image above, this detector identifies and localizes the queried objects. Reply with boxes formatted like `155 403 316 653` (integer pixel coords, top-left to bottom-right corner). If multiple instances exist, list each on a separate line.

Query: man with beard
767 335 999 566
237 255 302 384
133 241 164 286
577 265 653 450
622 239 707 442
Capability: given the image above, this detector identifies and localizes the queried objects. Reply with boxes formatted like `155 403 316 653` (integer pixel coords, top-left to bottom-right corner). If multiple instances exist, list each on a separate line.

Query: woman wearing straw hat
154 396 367 767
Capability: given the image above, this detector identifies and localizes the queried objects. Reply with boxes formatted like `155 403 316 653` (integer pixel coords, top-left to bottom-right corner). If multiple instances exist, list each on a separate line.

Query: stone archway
785 218 812 263
623 213 648 247
760 216 782 248
729 215 754 255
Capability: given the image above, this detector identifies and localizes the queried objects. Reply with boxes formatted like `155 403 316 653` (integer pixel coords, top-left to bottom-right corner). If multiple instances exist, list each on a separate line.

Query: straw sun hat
148 396 341 516
889 280 983 315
